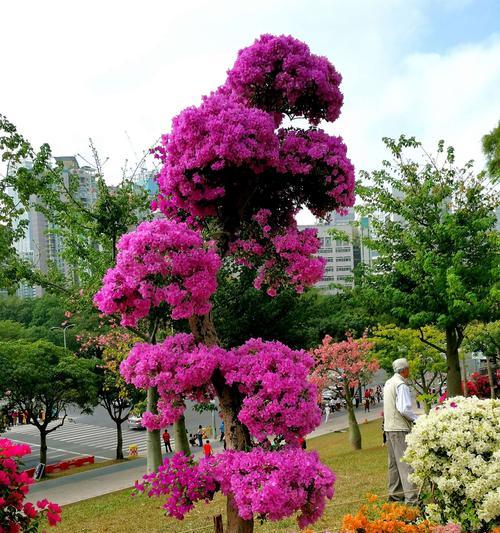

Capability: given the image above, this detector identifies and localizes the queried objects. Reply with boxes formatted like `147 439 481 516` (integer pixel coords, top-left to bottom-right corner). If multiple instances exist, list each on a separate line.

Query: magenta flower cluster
134 452 218 520
93 219 221 326
231 209 326 295
120 334 320 443
226 34 343 125
223 338 322 442
154 93 279 221
153 34 355 298
277 128 355 217
0 438 62 531
120 334 225 428
136 448 335 529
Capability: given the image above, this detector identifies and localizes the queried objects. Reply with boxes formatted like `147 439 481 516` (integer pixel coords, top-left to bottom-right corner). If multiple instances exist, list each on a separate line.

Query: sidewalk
26 403 384 506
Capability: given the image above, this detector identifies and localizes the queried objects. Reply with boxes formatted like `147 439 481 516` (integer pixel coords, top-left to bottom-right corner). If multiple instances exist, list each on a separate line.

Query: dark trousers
164 440 172 453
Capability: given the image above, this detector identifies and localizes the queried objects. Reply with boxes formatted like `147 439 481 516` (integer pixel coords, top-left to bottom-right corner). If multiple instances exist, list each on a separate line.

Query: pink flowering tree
96 34 355 532
0 438 62 531
94 218 221 470
311 334 378 450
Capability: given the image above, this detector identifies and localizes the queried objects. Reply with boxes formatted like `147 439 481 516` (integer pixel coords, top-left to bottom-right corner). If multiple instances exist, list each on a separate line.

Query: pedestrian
162 429 173 453
355 396 360 409
383 358 419 506
219 420 225 443
324 403 331 423
189 433 197 446
196 425 203 447
203 440 212 458
364 397 370 412
298 436 306 449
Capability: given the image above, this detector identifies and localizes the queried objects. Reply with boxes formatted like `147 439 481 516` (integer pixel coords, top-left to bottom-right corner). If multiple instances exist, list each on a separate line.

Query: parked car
127 415 145 430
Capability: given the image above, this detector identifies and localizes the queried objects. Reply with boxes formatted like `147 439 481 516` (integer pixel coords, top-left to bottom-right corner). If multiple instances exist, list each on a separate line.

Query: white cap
393 358 409 373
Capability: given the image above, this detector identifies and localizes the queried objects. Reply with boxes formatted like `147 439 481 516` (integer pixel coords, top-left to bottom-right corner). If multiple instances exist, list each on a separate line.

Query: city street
4 401 220 469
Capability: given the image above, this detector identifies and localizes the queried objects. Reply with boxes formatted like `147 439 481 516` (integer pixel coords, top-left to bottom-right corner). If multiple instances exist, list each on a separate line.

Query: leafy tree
0 340 98 467
482 120 500 181
358 136 499 397
311 334 378 450
370 324 447 412
79 329 145 459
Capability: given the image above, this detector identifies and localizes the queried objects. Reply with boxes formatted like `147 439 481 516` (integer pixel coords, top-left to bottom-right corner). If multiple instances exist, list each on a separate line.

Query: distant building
7 157 98 298
299 208 377 294
133 168 158 198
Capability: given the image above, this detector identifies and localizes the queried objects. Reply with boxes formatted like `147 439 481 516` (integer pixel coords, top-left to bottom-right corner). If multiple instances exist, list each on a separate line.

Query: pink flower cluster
277 128 355 217
120 334 225 428
155 93 279 221
153 34 355 298
226 34 343 125
94 219 221 326
134 452 218 520
312 334 378 389
231 210 325 296
0 438 62 531
137 448 335 529
121 335 321 443
224 338 322 442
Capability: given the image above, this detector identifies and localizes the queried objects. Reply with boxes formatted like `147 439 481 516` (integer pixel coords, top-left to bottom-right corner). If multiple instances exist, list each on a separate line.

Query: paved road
3 401 220 469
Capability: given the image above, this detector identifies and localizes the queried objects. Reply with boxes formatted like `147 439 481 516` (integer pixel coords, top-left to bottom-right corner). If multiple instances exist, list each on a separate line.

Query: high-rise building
299 208 377 294
7 157 98 297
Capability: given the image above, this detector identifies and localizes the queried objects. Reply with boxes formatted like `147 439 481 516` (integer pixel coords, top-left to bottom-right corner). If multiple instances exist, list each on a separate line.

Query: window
322 276 335 281
324 236 332 246
336 256 351 263
335 246 351 253
325 257 334 263
337 275 352 280
336 239 349 246
337 266 351 271
320 248 333 253
325 266 335 272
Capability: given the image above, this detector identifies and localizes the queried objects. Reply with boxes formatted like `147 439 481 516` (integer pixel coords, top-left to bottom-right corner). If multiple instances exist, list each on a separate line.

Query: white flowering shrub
404 396 500 532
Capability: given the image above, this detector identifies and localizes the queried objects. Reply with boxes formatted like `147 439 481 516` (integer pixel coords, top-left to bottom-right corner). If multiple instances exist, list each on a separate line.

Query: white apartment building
299 209 377 294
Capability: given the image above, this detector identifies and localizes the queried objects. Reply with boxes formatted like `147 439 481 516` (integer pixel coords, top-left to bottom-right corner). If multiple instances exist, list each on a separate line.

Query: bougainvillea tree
94 218 221 470
96 34 355 532
311 334 378 450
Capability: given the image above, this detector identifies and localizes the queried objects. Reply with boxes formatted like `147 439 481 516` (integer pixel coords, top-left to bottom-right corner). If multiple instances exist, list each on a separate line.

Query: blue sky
1 0 499 223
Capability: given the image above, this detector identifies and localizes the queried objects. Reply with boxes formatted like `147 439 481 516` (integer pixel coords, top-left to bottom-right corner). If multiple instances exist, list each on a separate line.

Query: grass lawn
54 420 387 532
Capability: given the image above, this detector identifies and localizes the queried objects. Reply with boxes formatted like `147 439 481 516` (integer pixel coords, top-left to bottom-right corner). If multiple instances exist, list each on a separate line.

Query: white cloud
1 0 498 212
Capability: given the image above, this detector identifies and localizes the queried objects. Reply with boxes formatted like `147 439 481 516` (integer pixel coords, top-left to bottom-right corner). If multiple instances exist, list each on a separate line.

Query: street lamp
51 324 75 349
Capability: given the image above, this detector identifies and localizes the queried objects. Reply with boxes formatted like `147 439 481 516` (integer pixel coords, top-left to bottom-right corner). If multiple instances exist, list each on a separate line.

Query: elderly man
383 357 419 506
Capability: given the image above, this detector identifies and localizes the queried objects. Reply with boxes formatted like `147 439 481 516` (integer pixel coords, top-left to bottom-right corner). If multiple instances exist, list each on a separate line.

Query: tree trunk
174 415 190 454
146 386 162 473
189 314 254 533
445 326 462 398
40 429 48 466
344 381 361 450
486 357 496 399
116 420 124 460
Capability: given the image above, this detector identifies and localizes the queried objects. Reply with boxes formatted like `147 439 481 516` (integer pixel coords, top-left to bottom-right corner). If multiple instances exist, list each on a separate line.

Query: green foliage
358 135 499 396
463 320 500 359
212 266 380 350
0 339 98 424
370 324 446 410
0 115 151 301
482 120 500 181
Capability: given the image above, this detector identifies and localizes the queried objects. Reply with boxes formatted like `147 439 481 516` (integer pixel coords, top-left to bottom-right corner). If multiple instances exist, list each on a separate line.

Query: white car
127 415 145 430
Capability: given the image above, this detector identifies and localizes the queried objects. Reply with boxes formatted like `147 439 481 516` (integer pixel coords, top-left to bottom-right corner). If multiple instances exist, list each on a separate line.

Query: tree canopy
358 135 499 396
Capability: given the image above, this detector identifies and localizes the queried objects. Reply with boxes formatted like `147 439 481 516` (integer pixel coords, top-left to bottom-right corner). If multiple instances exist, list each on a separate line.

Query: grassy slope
54 420 387 532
